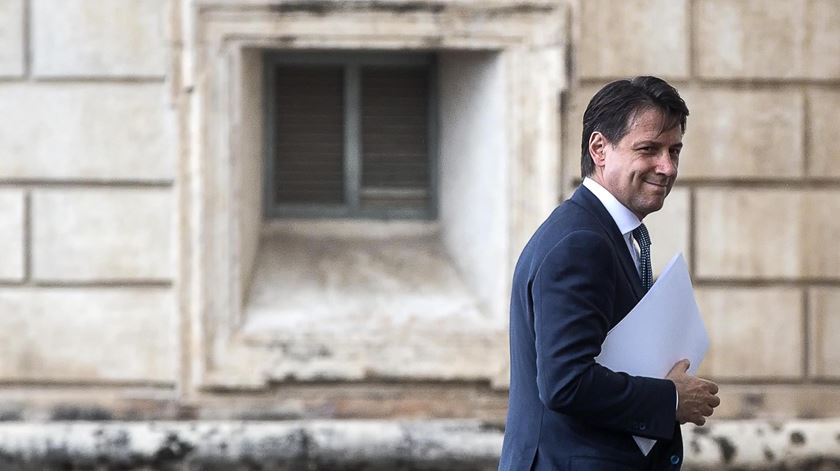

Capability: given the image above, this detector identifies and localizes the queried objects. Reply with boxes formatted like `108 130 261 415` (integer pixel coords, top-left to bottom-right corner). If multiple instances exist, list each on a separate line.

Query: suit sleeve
533 229 677 440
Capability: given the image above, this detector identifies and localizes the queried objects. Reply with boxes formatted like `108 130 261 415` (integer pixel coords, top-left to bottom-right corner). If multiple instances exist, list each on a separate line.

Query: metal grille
265 55 435 218
360 67 430 210
272 66 345 205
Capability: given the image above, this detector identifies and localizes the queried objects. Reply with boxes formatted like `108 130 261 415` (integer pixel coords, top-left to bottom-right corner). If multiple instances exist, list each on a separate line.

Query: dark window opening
264 52 437 219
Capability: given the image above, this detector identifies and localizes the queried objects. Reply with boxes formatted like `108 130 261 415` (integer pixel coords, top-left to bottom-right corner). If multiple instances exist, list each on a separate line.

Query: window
263 52 437 219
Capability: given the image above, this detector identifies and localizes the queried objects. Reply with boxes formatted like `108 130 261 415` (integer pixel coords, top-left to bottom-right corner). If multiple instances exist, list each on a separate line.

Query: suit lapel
570 185 644 301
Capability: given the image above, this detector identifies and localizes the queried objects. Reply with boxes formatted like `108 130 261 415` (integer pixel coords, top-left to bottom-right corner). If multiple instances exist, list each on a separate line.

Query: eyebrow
633 140 683 149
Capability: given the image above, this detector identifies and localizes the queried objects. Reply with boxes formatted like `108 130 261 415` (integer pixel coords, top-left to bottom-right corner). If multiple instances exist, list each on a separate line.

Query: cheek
602 165 619 182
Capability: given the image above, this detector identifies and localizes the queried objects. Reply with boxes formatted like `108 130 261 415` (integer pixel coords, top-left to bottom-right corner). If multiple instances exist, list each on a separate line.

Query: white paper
594 253 709 455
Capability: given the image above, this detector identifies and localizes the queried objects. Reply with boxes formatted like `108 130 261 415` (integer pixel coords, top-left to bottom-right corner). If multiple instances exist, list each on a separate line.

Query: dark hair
580 76 689 178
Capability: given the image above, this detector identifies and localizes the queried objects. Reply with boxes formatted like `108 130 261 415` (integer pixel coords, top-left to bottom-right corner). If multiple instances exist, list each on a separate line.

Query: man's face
590 108 682 220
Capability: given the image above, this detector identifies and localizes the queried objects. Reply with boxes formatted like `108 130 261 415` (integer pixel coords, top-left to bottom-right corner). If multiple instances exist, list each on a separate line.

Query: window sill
237 220 505 382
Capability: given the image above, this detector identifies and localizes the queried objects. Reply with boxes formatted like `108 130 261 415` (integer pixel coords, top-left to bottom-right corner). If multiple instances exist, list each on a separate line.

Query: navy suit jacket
499 185 682 470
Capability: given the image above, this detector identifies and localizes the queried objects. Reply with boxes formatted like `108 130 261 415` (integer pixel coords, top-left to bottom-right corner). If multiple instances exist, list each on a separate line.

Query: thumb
668 359 690 376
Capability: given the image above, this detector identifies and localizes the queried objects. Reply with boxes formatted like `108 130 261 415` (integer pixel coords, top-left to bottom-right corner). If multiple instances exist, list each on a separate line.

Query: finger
693 416 706 426
701 406 714 416
706 381 720 395
668 359 691 376
709 395 721 408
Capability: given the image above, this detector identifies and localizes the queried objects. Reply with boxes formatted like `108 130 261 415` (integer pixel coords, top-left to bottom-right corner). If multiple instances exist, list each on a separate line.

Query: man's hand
666 359 720 426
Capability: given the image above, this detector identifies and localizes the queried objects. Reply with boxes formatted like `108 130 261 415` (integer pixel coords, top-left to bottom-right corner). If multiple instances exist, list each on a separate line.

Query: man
499 76 720 470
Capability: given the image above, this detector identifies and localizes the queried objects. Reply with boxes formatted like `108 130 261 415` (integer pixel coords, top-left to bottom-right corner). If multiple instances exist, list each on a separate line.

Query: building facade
0 0 839 468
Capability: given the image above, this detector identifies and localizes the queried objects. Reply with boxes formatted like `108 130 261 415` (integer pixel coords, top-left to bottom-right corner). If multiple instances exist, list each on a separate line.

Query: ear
588 131 608 169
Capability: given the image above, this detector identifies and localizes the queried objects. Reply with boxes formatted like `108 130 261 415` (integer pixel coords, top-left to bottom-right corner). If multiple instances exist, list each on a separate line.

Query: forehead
622 108 683 144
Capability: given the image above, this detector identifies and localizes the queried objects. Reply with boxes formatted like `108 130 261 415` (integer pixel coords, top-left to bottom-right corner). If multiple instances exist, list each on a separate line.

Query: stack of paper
595 253 709 455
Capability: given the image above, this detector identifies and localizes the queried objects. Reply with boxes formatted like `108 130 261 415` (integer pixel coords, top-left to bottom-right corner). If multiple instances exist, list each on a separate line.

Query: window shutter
273 66 345 205
360 67 430 210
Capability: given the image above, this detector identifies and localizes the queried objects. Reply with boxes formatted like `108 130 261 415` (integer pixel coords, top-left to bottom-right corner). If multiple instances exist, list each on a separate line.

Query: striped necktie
632 223 653 292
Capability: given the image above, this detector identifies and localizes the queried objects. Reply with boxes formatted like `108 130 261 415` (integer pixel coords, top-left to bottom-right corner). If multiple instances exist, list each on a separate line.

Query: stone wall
0 0 563 421
2 420 840 470
0 0 177 388
564 0 840 419
0 0 838 461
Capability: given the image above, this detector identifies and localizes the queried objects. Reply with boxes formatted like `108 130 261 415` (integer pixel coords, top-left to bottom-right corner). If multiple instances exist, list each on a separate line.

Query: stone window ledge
234 220 506 382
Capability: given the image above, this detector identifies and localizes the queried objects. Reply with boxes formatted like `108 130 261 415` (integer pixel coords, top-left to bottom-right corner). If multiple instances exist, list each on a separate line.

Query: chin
640 200 665 217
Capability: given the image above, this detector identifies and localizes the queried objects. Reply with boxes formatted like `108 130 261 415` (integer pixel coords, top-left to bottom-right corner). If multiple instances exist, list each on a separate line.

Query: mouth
643 180 669 189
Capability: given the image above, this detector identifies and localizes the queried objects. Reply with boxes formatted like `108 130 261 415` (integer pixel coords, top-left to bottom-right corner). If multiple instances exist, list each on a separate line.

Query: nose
656 151 677 177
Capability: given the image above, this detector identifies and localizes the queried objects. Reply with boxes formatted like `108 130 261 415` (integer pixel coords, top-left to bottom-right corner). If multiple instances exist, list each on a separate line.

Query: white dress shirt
582 177 643 275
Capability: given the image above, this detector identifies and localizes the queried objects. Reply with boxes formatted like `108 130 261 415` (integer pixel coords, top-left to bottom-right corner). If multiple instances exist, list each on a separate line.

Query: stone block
0 287 174 382
696 0 840 79
0 421 504 469
712 384 840 420
697 189 840 279
31 0 166 77
0 0 24 76
808 89 840 177
809 288 840 378
32 188 173 282
805 0 840 79
684 418 840 468
0 190 24 281
696 189 798 279
695 0 803 79
644 186 690 276
0 84 174 181
696 287 803 379
680 88 803 179
802 191 840 278
578 0 689 79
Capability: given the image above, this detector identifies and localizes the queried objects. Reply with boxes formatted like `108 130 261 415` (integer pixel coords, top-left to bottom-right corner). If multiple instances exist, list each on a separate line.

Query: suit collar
571 185 644 300
581 178 642 236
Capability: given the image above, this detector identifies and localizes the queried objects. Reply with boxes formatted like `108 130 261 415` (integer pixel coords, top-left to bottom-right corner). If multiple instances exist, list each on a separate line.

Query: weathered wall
0 0 177 387
0 0 563 417
438 51 509 320
564 0 840 419
0 4 838 469
186 0 563 394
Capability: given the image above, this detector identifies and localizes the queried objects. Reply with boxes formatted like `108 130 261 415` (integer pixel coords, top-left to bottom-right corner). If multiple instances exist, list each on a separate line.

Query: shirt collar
582 177 641 236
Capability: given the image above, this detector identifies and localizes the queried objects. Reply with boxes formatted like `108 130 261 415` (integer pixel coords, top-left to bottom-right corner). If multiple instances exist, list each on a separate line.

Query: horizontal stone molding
684 419 840 470
0 420 502 470
0 419 839 470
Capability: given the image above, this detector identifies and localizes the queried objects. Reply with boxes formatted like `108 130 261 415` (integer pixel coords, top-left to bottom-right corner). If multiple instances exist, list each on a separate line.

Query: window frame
262 51 439 220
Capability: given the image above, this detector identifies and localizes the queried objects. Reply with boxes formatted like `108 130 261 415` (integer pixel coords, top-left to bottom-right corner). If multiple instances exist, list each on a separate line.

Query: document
594 253 709 456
